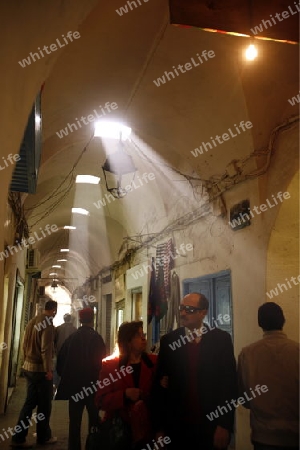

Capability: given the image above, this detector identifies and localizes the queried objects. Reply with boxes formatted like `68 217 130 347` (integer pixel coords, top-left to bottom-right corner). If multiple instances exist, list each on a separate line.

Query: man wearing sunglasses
153 292 237 450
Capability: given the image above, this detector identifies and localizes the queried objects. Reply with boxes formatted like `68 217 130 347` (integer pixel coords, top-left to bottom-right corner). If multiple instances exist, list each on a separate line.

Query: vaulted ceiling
20 0 299 286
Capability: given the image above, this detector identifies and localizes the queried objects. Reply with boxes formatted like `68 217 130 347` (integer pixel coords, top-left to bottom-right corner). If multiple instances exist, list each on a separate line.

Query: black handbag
85 415 131 450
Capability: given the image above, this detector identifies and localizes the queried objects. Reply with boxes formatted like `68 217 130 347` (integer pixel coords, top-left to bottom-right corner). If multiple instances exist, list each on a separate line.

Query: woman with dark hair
95 321 157 450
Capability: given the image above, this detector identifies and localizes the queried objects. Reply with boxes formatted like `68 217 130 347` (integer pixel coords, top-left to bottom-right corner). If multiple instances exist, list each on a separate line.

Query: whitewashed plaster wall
266 173 299 341
126 263 150 327
0 200 27 413
0 0 100 414
127 126 298 450
99 280 113 352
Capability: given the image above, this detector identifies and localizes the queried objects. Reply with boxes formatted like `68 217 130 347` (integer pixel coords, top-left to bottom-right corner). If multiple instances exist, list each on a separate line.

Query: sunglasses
179 305 205 314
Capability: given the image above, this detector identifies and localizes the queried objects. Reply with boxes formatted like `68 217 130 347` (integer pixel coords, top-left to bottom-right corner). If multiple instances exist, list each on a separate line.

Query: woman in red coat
95 321 157 450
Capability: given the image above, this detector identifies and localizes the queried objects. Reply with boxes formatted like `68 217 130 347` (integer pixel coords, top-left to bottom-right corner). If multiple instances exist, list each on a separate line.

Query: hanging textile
147 257 161 344
155 263 167 322
148 238 174 342
147 257 157 324
156 238 174 298
166 271 181 332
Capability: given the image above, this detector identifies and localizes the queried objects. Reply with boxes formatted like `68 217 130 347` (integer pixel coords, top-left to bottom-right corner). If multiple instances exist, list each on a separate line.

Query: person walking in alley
95 321 158 450
153 292 237 450
55 307 106 450
11 299 58 448
53 313 76 390
238 302 299 450
54 313 76 354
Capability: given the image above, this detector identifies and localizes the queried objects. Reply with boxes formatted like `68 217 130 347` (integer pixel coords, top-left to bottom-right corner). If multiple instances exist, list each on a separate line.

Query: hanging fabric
147 257 157 324
155 238 174 298
155 263 167 322
166 271 181 332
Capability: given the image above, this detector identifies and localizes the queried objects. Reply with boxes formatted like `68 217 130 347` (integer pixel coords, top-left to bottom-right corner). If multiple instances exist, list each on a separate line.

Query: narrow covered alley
0 1 299 449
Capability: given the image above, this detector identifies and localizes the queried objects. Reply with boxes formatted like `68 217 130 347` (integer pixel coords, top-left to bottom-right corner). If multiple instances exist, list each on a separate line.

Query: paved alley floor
0 377 88 449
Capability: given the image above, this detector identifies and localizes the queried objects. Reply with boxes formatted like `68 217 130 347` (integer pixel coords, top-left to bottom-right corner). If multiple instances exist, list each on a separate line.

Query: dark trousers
253 443 299 450
68 394 99 450
168 423 224 450
12 370 53 444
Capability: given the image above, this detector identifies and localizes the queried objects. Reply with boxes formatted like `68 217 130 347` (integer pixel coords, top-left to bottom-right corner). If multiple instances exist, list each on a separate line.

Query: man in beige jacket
11 299 58 448
238 302 299 450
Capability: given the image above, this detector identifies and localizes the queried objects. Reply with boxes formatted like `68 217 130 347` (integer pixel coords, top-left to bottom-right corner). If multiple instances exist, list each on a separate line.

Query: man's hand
160 376 168 389
125 388 140 402
155 432 165 441
45 371 53 381
213 426 230 449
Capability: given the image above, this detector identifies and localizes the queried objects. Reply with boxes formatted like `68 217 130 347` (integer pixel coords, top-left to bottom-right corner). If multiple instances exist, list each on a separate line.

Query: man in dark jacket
56 307 106 450
153 292 237 450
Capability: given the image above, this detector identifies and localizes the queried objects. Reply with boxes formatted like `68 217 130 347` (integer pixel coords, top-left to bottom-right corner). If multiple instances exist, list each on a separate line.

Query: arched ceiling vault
18 0 298 284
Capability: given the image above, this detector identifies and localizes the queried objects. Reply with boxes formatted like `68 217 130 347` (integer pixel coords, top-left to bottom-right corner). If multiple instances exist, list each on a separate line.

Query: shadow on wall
266 171 299 342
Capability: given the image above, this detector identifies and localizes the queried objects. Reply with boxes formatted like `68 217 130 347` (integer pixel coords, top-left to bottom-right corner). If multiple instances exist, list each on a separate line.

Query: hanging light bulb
245 43 258 61
246 0 258 61
51 280 58 292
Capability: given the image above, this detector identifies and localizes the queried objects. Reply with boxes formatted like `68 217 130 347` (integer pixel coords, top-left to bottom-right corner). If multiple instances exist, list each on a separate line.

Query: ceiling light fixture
245 1 258 61
52 265 61 269
94 121 132 141
76 175 100 184
49 272 58 276
72 208 89 215
60 249 69 252
64 226 76 230
101 143 137 199
245 42 258 60
57 259 67 262
51 280 58 292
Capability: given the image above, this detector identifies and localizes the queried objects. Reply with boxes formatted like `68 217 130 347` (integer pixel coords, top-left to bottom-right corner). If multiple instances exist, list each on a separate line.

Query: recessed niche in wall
229 200 251 231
